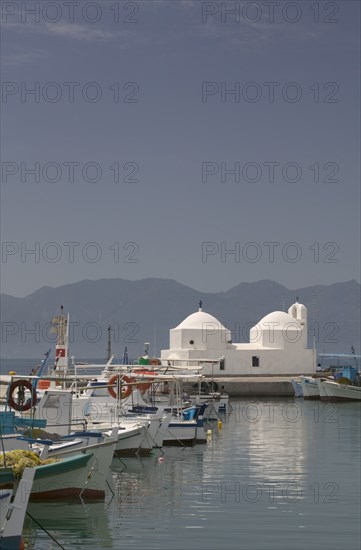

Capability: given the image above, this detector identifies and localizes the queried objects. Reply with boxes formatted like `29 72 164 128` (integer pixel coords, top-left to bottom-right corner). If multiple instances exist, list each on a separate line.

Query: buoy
8 371 16 375
207 429 212 435
158 456 164 463
217 420 222 430
19 536 25 550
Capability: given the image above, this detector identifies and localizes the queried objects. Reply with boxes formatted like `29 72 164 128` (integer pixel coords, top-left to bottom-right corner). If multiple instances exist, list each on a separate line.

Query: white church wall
161 301 316 376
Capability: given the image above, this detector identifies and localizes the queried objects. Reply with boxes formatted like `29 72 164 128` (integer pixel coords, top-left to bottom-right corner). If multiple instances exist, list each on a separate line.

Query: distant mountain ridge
0 278 360 360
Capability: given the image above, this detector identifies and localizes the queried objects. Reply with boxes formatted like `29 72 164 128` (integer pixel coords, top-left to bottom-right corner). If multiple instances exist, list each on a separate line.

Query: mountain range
1 278 360 360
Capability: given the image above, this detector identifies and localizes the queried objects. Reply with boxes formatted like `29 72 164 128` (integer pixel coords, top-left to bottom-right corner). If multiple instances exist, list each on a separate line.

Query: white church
161 301 316 375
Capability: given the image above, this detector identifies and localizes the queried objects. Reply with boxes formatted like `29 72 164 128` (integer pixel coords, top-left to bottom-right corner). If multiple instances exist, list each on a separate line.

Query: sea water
1 360 360 550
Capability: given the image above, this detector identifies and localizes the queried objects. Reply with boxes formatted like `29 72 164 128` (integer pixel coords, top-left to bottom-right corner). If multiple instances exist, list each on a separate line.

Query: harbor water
1 360 360 550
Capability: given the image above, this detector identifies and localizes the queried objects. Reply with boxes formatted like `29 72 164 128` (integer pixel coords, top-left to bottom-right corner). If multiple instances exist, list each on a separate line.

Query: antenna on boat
144 342 150 357
282 293 285 312
153 324 157 359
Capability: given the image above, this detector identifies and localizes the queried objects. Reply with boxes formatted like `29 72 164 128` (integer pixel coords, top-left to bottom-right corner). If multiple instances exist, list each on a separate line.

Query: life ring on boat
7 379 37 412
132 370 158 393
108 375 133 399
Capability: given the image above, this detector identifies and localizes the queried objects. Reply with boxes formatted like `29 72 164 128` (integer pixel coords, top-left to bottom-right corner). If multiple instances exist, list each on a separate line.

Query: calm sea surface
1 360 360 550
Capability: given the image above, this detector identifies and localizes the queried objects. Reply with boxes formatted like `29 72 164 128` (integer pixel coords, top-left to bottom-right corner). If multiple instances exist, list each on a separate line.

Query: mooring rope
26 511 66 550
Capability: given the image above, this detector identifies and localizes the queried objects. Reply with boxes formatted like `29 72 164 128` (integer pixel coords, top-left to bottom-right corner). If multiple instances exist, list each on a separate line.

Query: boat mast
312 292 317 372
107 324 112 362
51 306 69 386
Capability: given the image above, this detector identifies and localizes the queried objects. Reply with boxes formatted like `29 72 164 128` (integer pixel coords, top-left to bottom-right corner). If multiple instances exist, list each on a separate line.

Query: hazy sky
1 0 360 297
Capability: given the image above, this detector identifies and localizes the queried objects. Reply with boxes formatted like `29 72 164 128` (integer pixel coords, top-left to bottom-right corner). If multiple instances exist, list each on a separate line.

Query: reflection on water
17 399 361 550
24 501 112 548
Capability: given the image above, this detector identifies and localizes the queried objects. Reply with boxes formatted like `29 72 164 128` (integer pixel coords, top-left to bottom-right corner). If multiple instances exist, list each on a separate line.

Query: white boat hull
291 379 303 397
30 454 94 500
103 424 150 456
300 376 320 399
316 379 329 399
160 418 206 446
120 414 166 448
321 380 361 401
47 438 116 498
160 421 197 446
1 453 101 501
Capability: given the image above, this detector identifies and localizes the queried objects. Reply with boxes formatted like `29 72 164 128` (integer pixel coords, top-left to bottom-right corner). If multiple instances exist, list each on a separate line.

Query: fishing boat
34 387 157 457
82 379 205 447
73 359 209 445
98 422 152 457
79 378 172 450
1 413 117 500
0 451 99 500
299 376 320 399
40 435 117 497
320 380 361 401
3 377 152 457
113 372 209 445
316 352 361 401
0 466 35 550
162 404 208 445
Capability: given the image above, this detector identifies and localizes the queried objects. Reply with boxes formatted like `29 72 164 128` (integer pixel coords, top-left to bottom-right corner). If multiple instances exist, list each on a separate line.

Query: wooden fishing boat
321 380 361 401
0 451 103 501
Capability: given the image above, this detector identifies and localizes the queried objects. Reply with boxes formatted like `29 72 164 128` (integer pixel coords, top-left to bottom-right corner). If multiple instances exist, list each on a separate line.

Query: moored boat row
291 362 361 401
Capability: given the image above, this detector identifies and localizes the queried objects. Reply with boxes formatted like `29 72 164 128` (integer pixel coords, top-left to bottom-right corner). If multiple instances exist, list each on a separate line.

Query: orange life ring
8 379 37 412
132 370 158 393
108 375 133 399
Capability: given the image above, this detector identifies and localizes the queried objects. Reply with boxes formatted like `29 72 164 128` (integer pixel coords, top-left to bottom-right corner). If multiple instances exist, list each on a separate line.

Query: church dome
257 310 300 329
175 309 228 331
250 309 305 349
